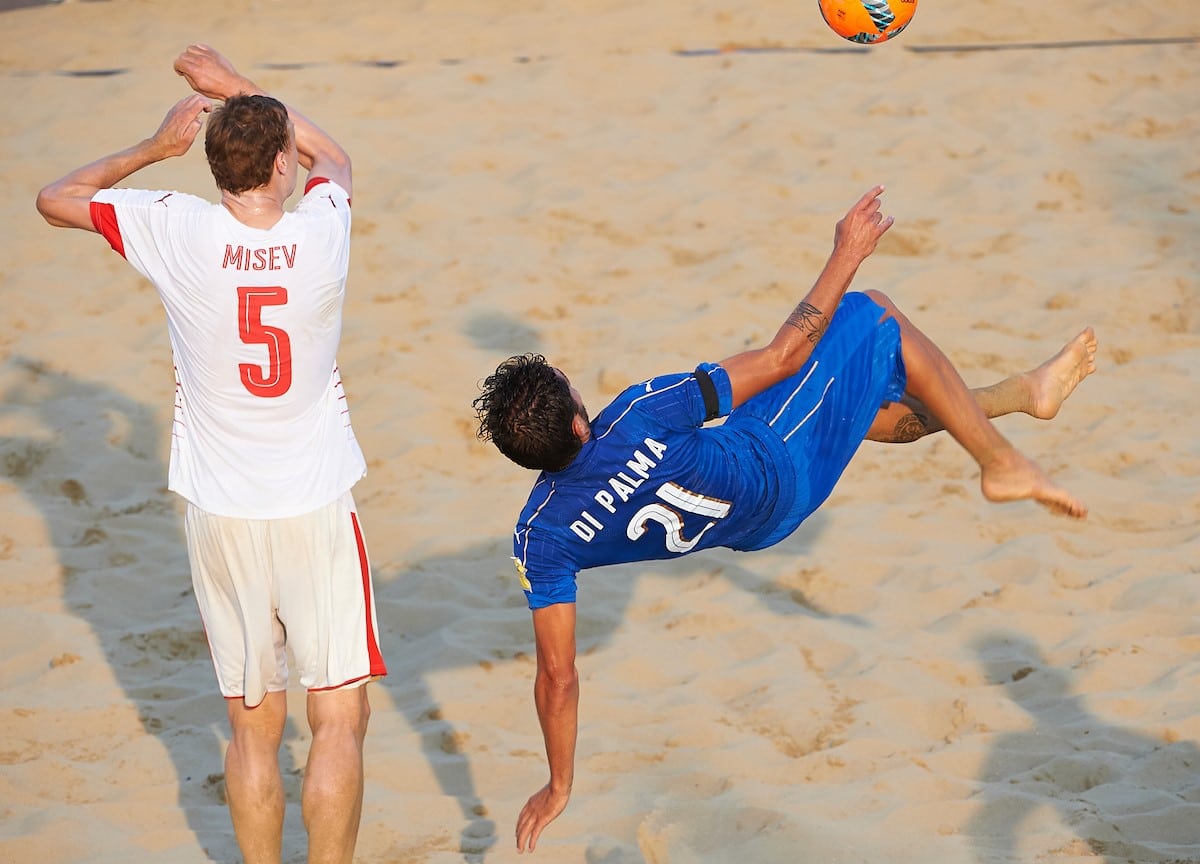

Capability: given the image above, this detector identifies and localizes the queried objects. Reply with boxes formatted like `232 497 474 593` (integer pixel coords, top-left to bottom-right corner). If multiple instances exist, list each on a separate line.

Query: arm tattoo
890 412 931 443
784 302 830 344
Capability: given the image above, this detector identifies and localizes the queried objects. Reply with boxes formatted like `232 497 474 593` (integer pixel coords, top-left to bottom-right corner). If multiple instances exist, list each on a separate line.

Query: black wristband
694 367 720 421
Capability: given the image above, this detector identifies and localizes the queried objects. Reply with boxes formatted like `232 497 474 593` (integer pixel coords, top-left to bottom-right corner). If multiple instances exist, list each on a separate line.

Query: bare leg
303 685 371 864
869 326 1098 440
226 691 288 864
862 290 1091 519
967 327 1097 420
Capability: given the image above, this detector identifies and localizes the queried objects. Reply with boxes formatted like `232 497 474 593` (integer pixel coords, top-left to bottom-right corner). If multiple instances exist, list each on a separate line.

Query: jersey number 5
627 482 732 554
238 286 292 397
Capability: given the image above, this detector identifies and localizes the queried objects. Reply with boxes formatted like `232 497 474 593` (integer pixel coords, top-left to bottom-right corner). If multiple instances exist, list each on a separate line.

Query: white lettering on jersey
627 481 732 554
569 437 668 543
644 437 668 459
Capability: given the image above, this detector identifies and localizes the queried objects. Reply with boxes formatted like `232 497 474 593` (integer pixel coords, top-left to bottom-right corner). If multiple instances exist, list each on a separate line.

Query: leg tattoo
890 410 931 443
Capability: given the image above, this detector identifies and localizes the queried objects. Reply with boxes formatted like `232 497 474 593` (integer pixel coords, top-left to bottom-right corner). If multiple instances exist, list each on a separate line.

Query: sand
1 1 1198 861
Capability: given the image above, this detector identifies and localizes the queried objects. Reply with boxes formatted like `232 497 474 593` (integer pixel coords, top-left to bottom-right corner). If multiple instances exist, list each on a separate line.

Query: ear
570 412 590 442
274 150 288 176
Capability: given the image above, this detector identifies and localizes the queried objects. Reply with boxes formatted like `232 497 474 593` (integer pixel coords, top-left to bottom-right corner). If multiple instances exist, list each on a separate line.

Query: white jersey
91 179 366 519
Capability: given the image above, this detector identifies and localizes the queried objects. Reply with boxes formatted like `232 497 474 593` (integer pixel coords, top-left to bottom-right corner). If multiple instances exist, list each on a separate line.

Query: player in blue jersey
473 186 1097 852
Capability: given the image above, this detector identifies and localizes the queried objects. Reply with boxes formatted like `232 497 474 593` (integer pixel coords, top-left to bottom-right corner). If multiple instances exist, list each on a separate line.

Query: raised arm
517 601 579 853
173 43 352 196
719 186 894 408
36 94 210 231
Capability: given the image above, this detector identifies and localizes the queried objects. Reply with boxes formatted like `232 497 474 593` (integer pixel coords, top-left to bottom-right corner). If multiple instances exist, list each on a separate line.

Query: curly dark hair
473 354 584 472
204 94 291 194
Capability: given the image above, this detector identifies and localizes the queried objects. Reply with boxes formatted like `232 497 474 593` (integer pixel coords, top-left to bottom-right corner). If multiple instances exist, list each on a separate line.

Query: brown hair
204 94 290 194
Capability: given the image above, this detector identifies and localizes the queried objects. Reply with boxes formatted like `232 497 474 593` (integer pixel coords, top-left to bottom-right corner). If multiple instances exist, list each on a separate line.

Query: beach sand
1 1 1198 861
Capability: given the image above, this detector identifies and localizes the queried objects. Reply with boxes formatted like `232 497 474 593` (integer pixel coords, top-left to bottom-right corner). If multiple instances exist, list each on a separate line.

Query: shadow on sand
968 631 1200 863
2 351 852 862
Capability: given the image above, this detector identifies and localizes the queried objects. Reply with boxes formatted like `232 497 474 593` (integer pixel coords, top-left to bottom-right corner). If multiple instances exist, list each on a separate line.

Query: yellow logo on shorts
511 556 531 592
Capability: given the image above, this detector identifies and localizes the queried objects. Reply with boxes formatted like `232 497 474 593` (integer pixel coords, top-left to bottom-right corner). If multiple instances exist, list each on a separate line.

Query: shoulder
92 188 210 211
293 179 352 242
88 190 215 253
602 373 694 414
593 372 706 436
515 478 586 552
514 482 580 592
297 178 351 210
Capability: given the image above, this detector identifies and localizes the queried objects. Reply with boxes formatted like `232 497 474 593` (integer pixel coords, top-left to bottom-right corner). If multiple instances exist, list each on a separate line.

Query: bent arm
719 185 894 408
516 601 579 852
36 94 210 231
174 44 352 196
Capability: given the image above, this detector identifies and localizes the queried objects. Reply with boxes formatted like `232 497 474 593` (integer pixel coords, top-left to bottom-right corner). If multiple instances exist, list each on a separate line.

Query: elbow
779 339 812 372
763 338 810 380
36 183 77 229
35 186 57 224
305 146 351 189
330 148 351 180
315 146 350 175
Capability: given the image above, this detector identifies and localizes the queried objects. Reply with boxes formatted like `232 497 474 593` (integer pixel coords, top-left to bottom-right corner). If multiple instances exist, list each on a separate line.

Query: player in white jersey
37 44 384 864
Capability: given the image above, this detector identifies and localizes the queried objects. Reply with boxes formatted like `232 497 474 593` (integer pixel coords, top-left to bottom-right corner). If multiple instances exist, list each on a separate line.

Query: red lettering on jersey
222 244 247 270
238 286 292 397
222 244 298 270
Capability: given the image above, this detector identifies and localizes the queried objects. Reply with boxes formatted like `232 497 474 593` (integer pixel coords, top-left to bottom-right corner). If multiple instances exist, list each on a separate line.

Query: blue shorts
730 292 906 549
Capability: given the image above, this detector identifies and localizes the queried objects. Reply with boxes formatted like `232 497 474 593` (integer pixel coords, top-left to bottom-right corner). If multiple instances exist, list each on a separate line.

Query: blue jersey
511 291 906 609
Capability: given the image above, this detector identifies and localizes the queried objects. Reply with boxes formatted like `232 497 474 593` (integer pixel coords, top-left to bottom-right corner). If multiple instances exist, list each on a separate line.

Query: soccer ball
818 0 917 44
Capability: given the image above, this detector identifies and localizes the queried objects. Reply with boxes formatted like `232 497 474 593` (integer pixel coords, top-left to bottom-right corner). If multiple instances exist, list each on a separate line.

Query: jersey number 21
627 481 731 554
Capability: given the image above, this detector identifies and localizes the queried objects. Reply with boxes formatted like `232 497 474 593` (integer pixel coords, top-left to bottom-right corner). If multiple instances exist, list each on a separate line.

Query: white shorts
185 491 387 706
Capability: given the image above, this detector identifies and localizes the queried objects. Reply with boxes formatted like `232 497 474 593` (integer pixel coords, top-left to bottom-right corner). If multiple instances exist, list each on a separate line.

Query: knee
309 687 371 744
227 693 288 751
355 697 371 737
863 289 896 317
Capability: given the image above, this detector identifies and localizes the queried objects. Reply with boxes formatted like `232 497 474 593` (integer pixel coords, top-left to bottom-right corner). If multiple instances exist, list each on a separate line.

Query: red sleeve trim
304 176 351 207
89 200 126 258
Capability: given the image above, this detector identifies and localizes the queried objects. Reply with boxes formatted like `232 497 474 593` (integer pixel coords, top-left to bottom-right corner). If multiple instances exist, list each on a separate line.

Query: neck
221 187 286 229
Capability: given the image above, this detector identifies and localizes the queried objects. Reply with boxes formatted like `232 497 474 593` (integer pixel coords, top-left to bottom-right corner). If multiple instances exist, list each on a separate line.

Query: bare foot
1025 327 1098 420
980 447 1088 519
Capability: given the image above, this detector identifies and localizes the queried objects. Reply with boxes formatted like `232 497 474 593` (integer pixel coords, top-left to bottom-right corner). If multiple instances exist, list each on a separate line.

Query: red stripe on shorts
352 511 388 677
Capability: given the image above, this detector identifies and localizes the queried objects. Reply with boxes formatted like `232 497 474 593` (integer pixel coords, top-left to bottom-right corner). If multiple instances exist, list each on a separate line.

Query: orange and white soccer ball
818 0 917 44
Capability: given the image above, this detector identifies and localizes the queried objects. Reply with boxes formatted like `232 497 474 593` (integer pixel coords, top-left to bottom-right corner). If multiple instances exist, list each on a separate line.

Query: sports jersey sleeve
293 179 351 272
616 367 733 432
511 478 581 609
303 175 350 202
523 568 579 609
694 362 734 419
89 188 209 279
296 178 351 217
514 530 579 609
